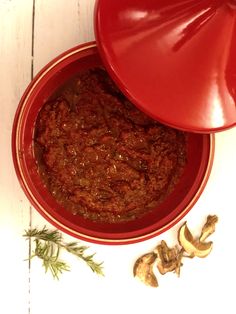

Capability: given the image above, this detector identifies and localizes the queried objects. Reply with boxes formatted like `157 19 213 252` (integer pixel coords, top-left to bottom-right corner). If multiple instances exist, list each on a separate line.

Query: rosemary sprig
23 226 104 279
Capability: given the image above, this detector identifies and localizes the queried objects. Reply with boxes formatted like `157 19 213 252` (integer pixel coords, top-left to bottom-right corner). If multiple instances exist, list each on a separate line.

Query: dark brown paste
34 68 187 223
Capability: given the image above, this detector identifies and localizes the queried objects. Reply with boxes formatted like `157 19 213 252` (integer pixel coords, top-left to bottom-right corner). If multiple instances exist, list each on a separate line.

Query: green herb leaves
23 226 104 279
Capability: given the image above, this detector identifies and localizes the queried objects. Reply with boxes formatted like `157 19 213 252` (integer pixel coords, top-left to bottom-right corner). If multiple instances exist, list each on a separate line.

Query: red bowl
12 42 214 245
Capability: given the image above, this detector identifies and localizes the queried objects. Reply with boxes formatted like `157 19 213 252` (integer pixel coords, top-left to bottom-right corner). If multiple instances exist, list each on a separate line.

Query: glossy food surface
34 68 187 223
95 0 236 132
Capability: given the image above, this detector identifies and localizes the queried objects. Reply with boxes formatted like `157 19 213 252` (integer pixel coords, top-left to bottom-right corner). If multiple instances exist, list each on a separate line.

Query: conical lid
95 0 236 132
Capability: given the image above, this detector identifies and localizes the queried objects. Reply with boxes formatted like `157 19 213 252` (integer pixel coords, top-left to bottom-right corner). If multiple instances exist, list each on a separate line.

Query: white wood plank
77 0 97 43
0 1 33 313
33 0 96 75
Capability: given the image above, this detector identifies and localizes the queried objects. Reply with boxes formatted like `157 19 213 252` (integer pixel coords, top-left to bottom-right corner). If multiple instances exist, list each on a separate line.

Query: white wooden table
1 1 236 313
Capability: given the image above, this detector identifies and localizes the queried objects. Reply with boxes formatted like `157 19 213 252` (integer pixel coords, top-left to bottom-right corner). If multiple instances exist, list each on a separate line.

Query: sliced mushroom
178 222 213 258
156 241 183 275
133 215 218 287
200 215 218 242
174 249 184 277
133 252 158 287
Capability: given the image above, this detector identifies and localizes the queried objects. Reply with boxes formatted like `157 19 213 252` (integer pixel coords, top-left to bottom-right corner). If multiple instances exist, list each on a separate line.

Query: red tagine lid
94 0 236 133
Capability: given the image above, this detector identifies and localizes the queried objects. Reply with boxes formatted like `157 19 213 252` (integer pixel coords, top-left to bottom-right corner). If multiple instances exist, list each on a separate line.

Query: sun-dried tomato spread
34 68 187 223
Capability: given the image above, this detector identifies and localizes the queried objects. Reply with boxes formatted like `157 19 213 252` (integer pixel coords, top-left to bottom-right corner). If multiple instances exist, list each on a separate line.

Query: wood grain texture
77 0 96 43
0 1 33 313
33 0 96 76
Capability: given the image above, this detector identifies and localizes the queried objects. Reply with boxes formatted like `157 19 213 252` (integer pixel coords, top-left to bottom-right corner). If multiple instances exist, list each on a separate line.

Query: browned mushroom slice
200 215 218 242
156 240 183 275
133 252 158 287
174 248 184 277
178 222 212 258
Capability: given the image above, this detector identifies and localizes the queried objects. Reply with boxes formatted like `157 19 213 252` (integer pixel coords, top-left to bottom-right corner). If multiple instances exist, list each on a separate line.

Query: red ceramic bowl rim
12 41 215 245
